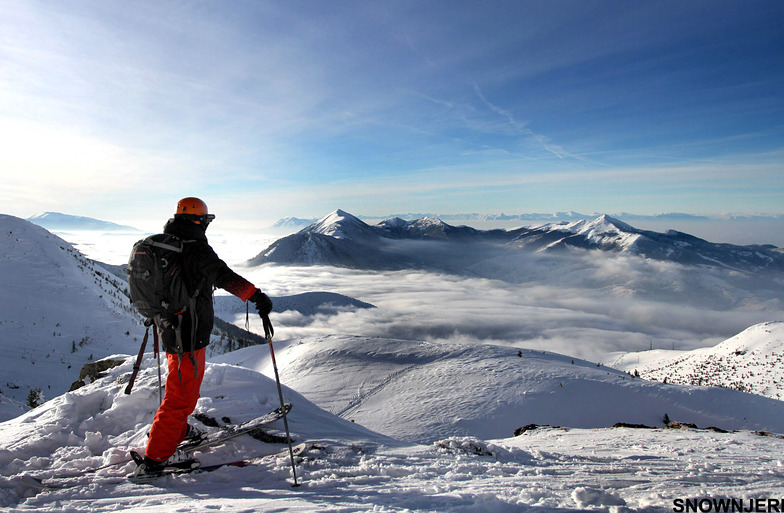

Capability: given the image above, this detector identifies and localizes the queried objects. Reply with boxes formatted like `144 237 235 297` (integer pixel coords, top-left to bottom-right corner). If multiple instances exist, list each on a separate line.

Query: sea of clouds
237 245 781 363
63 227 783 364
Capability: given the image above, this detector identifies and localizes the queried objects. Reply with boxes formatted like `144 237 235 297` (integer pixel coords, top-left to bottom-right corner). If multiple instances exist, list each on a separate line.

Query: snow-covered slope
0 215 140 415
0 214 378 420
0 353 398 507
5 351 784 511
217 334 784 443
610 322 784 400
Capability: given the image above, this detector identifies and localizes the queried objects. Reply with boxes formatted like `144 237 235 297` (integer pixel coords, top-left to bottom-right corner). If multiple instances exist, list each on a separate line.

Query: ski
20 443 309 490
129 442 309 484
18 403 292 490
178 403 292 454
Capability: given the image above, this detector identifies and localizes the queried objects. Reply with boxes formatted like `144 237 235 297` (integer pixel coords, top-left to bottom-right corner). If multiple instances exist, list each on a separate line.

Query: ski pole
262 314 300 487
153 326 162 405
125 324 150 395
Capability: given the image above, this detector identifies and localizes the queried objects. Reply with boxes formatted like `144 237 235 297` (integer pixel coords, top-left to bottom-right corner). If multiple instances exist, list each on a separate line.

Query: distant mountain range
27 212 139 232
269 211 784 230
250 209 784 273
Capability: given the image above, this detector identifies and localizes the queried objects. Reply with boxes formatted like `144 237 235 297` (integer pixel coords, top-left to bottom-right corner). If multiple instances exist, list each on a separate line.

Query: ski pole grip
261 314 274 341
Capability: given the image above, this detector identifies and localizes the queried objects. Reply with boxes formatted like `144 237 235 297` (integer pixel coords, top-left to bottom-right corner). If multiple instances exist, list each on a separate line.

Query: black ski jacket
158 217 257 353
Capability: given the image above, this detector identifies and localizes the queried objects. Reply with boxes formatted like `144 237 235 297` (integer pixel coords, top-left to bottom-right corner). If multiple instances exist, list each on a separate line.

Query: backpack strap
149 239 183 253
173 313 185 354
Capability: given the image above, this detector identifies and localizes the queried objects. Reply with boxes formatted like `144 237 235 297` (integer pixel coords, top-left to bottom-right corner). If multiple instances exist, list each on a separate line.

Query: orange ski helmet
176 197 209 216
175 197 215 225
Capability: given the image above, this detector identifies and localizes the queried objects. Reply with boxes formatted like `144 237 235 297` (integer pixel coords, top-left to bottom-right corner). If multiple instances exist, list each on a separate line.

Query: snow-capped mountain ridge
251 209 784 273
27 212 139 232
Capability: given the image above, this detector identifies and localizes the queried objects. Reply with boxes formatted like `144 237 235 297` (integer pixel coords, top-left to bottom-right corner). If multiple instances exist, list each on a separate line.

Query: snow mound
217 334 784 443
572 487 626 508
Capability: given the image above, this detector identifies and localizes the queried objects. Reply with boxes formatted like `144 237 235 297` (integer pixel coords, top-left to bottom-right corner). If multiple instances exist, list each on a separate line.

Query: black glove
250 289 273 316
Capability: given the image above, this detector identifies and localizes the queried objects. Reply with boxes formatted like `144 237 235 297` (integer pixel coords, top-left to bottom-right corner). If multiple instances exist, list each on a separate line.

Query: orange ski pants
145 348 206 462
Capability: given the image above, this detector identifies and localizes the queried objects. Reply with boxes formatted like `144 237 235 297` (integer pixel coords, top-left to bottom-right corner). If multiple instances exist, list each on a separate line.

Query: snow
0 215 142 410
610 322 784 400
307 210 377 241
545 215 643 251
216 335 784 443
3 213 784 511
3 348 784 511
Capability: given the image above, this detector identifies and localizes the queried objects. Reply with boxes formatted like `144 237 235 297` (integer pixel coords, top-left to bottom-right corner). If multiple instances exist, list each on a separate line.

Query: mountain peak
314 209 358 227
412 216 446 227
306 209 376 240
378 216 409 228
591 214 636 233
555 214 635 236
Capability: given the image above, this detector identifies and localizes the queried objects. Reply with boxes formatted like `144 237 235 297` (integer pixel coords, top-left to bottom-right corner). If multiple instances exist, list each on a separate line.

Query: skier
132 197 273 478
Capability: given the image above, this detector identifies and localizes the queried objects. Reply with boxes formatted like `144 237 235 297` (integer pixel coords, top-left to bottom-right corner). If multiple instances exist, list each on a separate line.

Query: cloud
471 82 577 160
2 1 781 226
233 246 782 363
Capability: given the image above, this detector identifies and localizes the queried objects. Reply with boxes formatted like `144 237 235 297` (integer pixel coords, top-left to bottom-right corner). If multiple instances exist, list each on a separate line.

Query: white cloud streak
471 82 577 160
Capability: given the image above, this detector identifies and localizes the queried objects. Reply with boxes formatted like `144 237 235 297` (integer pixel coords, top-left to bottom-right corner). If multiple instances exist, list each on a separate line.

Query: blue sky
1 1 782 229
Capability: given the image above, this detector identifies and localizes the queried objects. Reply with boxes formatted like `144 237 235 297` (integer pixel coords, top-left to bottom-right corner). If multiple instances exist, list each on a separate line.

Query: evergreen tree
26 388 43 408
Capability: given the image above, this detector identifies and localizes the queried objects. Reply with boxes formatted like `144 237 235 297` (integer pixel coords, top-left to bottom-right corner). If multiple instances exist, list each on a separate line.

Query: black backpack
124 233 201 396
127 234 191 320
126 233 200 355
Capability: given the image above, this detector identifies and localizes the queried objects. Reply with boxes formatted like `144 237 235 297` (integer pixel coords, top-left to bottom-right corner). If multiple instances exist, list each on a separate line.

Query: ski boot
129 450 200 483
